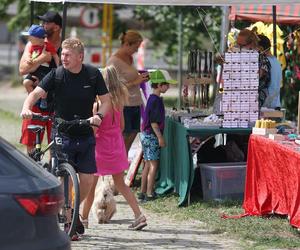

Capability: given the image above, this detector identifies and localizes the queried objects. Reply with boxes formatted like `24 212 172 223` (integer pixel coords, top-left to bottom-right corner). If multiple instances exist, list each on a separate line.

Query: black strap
54 64 99 84
54 65 65 83
84 64 99 82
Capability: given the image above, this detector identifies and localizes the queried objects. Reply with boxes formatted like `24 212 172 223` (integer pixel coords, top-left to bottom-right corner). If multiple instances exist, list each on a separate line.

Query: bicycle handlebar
31 113 51 122
55 117 91 127
31 114 98 128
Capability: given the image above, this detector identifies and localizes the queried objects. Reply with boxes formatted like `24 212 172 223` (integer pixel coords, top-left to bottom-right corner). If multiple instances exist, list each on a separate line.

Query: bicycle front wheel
57 163 80 238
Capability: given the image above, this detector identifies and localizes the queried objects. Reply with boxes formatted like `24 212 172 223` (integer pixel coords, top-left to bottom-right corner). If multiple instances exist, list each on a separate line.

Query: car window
0 148 24 176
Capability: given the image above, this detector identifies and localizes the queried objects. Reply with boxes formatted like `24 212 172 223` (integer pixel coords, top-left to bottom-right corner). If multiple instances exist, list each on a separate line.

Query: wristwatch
96 112 104 120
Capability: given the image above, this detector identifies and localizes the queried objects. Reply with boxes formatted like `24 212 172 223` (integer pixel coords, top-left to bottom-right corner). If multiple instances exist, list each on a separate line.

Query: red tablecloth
243 134 300 228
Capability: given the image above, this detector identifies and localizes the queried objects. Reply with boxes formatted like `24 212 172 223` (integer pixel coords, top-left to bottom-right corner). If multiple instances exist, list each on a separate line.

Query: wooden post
30 1 34 25
272 5 277 57
177 11 183 109
298 91 300 133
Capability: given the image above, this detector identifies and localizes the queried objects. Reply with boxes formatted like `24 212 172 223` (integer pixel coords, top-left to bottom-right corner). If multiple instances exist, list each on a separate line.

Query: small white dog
105 175 119 196
93 176 117 224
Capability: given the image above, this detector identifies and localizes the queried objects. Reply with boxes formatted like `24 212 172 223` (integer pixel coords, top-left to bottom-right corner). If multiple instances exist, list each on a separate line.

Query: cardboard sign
125 146 143 187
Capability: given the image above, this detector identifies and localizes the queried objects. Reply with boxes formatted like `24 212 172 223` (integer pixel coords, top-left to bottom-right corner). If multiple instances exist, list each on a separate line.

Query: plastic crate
199 162 246 201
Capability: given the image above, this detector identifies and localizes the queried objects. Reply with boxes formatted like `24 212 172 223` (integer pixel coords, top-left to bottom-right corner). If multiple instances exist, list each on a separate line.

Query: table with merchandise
156 117 252 206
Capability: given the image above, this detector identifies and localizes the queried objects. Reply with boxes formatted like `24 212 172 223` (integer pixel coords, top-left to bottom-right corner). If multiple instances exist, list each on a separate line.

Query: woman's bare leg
112 172 142 218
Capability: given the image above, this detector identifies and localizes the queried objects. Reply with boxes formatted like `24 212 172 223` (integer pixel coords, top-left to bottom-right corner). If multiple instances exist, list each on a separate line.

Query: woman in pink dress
81 66 147 230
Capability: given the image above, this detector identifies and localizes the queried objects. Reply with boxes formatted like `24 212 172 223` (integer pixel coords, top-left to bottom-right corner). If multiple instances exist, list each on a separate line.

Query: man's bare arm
21 86 46 119
19 43 52 75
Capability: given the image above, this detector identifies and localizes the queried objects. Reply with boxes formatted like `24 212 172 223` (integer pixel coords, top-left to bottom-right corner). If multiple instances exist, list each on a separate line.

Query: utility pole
177 10 183 108
220 6 230 54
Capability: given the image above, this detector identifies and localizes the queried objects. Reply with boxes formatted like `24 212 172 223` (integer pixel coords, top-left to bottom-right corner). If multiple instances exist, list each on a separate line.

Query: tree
0 1 128 42
134 6 222 65
0 1 62 31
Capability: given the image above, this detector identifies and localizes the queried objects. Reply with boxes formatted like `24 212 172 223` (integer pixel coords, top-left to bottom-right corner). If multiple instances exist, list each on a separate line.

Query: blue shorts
123 106 141 134
140 132 160 161
61 135 97 174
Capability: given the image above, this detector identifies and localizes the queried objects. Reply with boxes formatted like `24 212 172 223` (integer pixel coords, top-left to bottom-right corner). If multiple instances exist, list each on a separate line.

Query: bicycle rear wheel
57 163 80 238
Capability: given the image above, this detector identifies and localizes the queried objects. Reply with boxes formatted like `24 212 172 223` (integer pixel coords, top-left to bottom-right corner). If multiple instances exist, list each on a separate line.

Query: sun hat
149 70 177 84
37 11 62 27
23 24 46 39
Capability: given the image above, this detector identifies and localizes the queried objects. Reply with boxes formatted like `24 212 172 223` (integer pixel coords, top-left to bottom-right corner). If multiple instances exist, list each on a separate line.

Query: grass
138 190 300 250
0 109 25 151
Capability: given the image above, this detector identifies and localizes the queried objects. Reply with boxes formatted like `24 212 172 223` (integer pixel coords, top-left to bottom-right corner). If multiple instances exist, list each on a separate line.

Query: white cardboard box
252 127 277 135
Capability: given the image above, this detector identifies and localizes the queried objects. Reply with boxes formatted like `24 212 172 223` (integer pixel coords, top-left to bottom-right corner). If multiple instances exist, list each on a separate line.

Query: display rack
221 50 259 128
185 50 214 109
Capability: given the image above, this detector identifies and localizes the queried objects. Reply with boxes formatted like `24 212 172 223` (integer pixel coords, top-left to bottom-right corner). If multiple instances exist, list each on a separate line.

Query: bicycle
27 114 96 238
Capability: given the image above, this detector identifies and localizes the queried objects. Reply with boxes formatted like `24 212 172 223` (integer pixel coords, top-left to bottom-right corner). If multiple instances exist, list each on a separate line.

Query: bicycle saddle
27 125 45 133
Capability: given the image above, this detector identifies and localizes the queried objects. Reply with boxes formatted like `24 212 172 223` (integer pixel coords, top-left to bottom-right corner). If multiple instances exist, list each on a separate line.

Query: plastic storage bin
199 162 246 201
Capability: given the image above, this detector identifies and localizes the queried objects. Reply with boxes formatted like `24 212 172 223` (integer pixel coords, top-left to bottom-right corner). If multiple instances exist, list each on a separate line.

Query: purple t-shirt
142 94 165 134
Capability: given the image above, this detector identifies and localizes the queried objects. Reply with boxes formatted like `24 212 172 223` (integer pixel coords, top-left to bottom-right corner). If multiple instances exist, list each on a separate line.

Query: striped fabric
229 4 300 24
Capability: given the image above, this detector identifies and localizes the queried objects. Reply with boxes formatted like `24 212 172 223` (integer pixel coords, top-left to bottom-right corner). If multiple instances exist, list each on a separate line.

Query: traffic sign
80 7 100 29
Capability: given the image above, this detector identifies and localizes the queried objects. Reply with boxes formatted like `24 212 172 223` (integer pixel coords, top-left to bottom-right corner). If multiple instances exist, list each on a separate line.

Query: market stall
229 4 300 24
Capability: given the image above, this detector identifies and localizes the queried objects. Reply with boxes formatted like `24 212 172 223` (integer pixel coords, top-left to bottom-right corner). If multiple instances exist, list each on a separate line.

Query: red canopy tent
229 4 300 25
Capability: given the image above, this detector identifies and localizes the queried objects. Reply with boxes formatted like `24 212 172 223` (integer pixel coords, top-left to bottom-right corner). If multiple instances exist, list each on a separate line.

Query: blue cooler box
199 162 246 201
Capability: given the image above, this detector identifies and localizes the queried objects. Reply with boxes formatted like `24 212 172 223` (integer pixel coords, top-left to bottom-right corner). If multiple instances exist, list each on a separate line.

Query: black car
0 137 70 250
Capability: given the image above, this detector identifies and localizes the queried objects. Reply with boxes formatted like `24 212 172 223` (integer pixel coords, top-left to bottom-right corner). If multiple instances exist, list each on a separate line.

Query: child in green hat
138 69 177 202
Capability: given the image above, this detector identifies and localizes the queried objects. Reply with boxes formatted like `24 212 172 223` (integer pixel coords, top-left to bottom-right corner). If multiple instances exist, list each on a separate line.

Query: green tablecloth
156 117 252 206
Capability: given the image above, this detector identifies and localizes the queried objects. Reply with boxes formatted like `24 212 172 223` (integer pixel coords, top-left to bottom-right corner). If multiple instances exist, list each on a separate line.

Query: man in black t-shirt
21 38 111 237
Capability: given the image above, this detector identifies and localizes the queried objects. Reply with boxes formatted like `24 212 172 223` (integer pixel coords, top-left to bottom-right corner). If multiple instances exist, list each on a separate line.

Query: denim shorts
123 106 141 134
140 132 160 161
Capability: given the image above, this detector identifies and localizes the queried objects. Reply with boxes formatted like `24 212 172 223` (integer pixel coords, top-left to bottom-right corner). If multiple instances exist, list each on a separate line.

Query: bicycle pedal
58 214 66 223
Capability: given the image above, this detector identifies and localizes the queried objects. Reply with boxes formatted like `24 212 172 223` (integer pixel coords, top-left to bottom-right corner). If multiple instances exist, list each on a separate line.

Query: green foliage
163 96 178 108
0 1 128 46
0 1 63 31
0 0 12 19
134 6 222 65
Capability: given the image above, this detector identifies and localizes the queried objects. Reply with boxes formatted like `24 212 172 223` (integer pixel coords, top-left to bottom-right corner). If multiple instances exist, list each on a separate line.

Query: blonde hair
102 66 128 109
62 37 84 54
119 30 143 46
